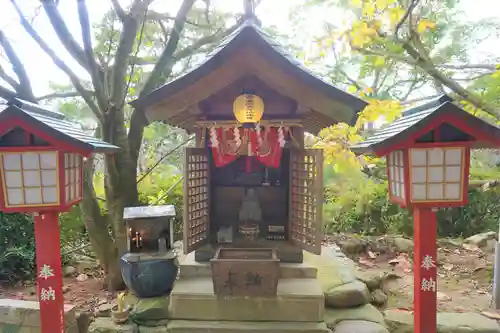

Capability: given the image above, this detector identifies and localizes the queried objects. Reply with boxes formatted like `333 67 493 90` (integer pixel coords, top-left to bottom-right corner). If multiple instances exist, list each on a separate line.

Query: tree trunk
80 107 142 291
81 157 125 290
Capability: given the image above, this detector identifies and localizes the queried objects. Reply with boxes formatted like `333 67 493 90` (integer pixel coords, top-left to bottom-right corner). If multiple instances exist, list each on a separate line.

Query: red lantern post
0 99 119 333
351 95 500 333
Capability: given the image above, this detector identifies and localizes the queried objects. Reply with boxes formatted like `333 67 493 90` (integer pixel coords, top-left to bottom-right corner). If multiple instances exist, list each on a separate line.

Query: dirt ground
0 236 498 316
352 237 497 314
0 273 114 314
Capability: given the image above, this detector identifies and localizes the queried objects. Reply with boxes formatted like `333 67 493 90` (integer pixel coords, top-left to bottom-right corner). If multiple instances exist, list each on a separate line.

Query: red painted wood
34 212 65 333
0 117 92 156
413 207 437 333
402 149 410 207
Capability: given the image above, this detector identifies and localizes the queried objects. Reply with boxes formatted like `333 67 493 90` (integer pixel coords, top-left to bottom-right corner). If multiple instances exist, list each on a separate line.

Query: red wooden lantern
0 99 119 333
352 95 500 333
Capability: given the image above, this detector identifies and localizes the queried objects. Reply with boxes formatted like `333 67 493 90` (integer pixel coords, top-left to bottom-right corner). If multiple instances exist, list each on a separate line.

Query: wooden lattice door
289 149 323 254
183 148 210 254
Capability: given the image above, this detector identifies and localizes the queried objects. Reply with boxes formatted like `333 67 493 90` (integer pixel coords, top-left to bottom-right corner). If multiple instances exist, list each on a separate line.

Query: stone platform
180 251 317 279
0 299 79 333
169 277 325 322
167 320 330 333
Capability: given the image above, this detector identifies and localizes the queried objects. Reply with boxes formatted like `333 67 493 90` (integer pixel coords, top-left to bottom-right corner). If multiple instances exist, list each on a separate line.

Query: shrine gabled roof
130 20 367 126
0 98 120 154
350 95 500 156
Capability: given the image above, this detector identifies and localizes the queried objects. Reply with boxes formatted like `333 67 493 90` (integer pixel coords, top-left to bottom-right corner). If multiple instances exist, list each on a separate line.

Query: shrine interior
209 146 290 244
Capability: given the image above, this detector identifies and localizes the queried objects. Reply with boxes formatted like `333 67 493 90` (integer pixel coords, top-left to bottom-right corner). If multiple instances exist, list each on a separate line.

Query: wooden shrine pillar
292 127 304 148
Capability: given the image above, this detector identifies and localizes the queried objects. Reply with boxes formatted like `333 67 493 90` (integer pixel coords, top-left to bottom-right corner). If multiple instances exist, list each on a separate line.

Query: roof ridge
8 98 66 120
402 94 453 117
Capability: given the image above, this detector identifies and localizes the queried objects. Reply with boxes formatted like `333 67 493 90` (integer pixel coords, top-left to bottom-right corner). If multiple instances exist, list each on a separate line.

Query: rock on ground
88 317 138 333
324 304 386 328
303 246 357 293
333 320 389 333
355 271 383 291
385 310 500 333
370 289 388 306
127 296 170 325
325 280 370 308
465 231 497 247
391 237 413 253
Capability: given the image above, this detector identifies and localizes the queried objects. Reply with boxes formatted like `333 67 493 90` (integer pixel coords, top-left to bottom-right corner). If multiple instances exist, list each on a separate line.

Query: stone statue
239 188 262 224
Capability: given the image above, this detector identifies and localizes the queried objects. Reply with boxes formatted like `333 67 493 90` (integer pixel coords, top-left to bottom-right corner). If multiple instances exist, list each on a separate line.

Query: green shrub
324 180 500 238
0 213 36 283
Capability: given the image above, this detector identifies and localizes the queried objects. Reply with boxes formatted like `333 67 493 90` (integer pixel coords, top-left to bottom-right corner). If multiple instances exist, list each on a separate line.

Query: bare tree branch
10 0 102 120
394 0 420 36
35 90 94 101
41 0 89 71
128 0 196 177
147 11 210 28
141 0 196 94
77 0 107 110
110 0 144 107
0 30 35 101
173 22 239 61
110 0 126 21
0 85 18 101
0 64 20 90
435 64 498 71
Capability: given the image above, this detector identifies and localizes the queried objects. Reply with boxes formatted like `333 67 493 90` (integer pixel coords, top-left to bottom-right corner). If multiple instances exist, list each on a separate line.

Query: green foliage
324 178 500 238
0 213 36 283
0 211 80 284
137 166 184 240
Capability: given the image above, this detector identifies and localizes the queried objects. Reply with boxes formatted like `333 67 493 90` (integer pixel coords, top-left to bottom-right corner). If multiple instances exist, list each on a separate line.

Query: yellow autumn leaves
338 0 437 49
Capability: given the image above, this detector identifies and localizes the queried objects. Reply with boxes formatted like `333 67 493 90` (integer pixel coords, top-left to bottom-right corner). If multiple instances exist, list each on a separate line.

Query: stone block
0 299 76 327
130 296 170 325
324 304 386 328
166 320 330 333
139 325 168 333
333 320 389 333
88 317 139 333
169 277 324 322
0 321 78 333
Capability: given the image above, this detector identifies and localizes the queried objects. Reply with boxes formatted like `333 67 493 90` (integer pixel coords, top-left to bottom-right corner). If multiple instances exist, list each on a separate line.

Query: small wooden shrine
131 6 366 264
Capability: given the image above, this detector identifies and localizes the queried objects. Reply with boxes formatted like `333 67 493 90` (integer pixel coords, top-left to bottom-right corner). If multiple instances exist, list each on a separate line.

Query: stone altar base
167 320 329 333
180 251 316 279
194 240 304 263
169 277 324 322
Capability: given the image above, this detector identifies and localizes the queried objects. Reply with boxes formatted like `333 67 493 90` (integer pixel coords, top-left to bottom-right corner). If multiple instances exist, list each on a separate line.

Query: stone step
169 277 324 322
179 252 317 279
167 320 330 333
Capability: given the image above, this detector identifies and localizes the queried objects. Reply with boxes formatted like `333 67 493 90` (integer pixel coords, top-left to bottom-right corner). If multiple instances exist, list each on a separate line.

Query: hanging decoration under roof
209 125 288 171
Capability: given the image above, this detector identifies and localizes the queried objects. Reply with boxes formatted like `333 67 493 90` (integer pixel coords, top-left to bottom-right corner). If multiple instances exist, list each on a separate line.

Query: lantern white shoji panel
1 151 59 206
64 153 83 203
409 147 464 202
388 150 406 200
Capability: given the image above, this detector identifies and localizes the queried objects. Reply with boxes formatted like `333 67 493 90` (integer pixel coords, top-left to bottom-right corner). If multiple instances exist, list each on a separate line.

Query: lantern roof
130 19 367 131
351 95 500 156
123 205 176 220
0 98 120 154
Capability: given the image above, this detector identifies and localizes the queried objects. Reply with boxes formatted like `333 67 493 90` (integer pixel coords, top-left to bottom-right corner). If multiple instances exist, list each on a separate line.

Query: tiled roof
0 98 120 153
130 19 367 127
351 95 500 155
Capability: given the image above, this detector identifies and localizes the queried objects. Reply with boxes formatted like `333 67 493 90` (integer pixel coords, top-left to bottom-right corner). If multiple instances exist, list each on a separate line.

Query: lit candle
135 232 140 248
